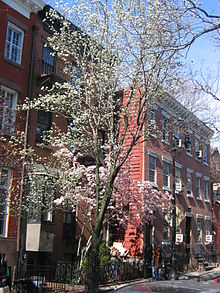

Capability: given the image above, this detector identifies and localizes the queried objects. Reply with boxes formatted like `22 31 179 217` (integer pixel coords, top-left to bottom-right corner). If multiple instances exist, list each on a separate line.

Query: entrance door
185 216 191 264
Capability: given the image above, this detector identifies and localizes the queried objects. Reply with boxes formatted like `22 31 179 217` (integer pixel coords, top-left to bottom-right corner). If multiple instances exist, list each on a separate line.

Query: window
28 174 54 223
0 168 11 236
149 109 156 125
5 23 24 64
42 46 55 75
197 218 202 243
36 110 52 143
175 167 182 192
163 161 170 189
187 171 193 196
162 116 169 142
204 180 209 201
195 136 200 154
149 155 156 184
71 62 82 88
186 134 192 155
174 124 180 139
205 219 211 235
203 144 208 163
0 87 18 133
196 176 201 199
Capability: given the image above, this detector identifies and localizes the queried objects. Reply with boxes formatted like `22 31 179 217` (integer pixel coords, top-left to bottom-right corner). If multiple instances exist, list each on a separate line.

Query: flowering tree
6 0 218 291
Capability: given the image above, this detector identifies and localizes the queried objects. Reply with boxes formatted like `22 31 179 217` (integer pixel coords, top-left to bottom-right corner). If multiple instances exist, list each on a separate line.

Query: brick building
0 0 80 269
0 0 44 268
211 148 220 260
120 94 214 270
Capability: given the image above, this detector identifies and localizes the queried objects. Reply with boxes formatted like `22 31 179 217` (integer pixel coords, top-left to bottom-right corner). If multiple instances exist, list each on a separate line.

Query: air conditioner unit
176 234 183 243
206 235 213 243
175 181 182 192
196 150 203 158
176 139 182 148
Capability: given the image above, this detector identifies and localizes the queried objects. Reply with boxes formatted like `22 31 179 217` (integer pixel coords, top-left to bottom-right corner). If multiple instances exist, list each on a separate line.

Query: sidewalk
67 267 220 292
182 266 220 281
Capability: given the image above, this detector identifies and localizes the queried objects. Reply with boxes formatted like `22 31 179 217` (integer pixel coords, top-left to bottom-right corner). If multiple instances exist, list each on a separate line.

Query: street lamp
170 134 191 280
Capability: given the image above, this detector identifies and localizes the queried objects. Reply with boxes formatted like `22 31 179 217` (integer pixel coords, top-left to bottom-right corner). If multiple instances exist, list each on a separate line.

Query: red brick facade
121 92 213 270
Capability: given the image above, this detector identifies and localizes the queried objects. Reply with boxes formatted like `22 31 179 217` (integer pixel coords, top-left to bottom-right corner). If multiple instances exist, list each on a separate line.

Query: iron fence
13 263 80 293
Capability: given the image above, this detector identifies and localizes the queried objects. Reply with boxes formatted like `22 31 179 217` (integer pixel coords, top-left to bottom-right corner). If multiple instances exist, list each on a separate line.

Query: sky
46 0 220 147
183 1 220 148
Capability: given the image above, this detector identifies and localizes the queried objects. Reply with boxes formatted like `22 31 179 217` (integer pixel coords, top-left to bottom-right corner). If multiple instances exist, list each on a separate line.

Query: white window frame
187 170 193 197
175 167 182 192
174 123 180 139
0 168 11 237
196 217 203 243
204 180 209 201
149 154 157 185
186 133 192 156
162 116 169 143
196 175 201 200
203 144 208 164
0 86 18 134
195 136 200 153
5 22 24 65
163 161 170 190
205 218 211 236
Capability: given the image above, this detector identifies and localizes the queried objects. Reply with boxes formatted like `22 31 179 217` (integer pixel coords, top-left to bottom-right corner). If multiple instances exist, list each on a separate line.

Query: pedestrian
155 248 164 280
0 254 7 288
151 251 157 281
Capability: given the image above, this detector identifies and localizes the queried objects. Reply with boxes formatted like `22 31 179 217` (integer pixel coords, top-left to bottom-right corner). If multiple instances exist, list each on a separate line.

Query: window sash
205 220 211 235
163 162 169 188
0 87 17 133
187 172 192 195
204 181 209 200
0 168 11 236
5 23 24 64
196 177 201 199
197 219 202 242
195 137 200 153
149 156 156 183
162 117 169 141
42 46 55 75
203 145 208 162
36 111 52 143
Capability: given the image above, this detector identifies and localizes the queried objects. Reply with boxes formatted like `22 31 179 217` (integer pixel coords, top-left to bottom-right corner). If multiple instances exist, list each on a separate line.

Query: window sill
151 182 158 189
175 190 183 194
0 130 14 137
186 152 193 157
162 240 171 245
197 197 202 201
4 57 23 69
204 199 210 204
163 186 171 192
161 139 170 146
150 133 157 139
195 157 202 162
35 142 52 150
187 193 194 198
203 162 209 166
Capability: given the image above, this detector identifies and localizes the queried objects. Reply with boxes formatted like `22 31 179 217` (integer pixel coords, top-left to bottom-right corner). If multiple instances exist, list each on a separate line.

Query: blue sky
185 0 220 76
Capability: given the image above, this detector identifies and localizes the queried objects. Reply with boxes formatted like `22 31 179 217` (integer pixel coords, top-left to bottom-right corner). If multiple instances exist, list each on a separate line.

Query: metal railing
14 263 80 293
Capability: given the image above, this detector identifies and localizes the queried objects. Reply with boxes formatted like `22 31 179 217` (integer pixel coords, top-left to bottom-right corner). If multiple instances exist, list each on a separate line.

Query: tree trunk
85 233 100 292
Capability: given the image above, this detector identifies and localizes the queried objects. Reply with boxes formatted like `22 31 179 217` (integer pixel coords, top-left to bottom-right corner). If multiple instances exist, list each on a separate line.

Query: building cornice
159 96 214 139
2 0 45 18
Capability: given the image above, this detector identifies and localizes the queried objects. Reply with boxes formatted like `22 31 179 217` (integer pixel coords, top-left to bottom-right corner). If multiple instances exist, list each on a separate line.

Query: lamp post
170 134 191 280
170 136 177 280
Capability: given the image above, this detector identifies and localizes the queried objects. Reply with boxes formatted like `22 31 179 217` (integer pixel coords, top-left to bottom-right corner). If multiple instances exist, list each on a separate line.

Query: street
113 279 220 293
